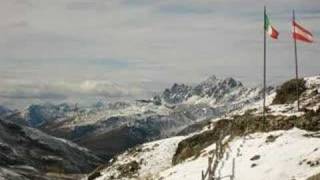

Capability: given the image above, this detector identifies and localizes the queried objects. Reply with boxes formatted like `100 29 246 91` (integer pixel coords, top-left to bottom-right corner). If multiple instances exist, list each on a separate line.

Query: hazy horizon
1 0 319 109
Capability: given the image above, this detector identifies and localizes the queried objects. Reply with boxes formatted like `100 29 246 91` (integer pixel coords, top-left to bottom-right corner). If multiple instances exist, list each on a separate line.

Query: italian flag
265 14 279 39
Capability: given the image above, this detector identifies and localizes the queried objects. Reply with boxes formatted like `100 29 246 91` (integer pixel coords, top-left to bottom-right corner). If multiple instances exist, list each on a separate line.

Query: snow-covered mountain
156 75 266 108
13 75 265 160
89 75 320 180
20 75 265 128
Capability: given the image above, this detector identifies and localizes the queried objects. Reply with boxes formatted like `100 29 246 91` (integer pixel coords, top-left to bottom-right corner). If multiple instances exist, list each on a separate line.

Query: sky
0 0 319 108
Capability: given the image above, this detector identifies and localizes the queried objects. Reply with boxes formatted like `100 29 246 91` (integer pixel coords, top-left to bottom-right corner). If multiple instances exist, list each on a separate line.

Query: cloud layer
0 0 319 108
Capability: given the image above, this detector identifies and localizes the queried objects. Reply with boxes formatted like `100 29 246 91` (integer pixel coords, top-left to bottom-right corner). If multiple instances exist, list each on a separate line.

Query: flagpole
263 6 267 119
293 10 300 111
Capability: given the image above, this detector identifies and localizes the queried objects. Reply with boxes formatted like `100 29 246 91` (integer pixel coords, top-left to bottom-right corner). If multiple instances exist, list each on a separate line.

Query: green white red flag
265 13 279 39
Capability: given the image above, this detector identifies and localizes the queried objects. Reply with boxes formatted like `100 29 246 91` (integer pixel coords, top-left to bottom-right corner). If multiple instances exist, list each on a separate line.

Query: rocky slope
0 117 103 180
89 75 320 180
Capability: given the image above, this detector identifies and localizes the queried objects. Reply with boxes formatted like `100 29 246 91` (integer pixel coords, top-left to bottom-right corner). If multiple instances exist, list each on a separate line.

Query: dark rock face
151 95 162 106
116 161 140 178
272 78 306 105
0 118 103 176
162 83 192 104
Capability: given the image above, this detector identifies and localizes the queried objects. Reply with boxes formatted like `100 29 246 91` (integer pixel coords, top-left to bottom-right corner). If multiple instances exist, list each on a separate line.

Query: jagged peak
222 77 243 88
158 75 257 105
171 83 191 89
198 75 242 88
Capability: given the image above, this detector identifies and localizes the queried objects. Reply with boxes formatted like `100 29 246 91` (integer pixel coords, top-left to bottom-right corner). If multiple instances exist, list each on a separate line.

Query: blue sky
0 0 319 108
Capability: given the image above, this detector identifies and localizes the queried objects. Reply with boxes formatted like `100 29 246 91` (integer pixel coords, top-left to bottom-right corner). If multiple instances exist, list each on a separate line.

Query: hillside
89 76 320 180
0 118 103 180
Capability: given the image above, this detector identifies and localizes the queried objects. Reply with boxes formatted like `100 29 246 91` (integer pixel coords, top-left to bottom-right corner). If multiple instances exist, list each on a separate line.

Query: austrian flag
265 14 279 39
292 21 313 43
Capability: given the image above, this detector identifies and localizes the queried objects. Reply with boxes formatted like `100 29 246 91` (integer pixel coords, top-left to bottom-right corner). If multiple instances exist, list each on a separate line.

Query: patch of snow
305 76 320 88
65 103 171 127
96 136 185 180
159 128 320 180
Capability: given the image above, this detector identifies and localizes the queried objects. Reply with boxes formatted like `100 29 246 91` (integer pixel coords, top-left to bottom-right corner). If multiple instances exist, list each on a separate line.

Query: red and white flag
292 21 313 43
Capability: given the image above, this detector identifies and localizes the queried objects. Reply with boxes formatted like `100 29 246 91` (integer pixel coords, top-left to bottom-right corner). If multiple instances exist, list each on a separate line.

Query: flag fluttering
265 14 279 39
291 10 314 111
292 21 313 43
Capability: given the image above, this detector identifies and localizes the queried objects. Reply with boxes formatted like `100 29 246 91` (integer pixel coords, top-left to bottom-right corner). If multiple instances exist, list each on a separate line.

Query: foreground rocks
173 109 320 165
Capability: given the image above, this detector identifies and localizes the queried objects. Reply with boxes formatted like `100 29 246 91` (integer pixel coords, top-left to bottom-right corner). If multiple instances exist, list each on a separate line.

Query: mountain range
5 76 266 160
0 75 279 179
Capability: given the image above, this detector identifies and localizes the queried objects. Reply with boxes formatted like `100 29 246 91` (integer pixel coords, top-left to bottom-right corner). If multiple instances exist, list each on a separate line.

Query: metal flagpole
293 10 300 111
263 6 267 119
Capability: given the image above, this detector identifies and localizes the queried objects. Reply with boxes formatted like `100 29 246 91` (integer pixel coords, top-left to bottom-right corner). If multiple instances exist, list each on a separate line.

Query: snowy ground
95 136 185 180
159 128 320 180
